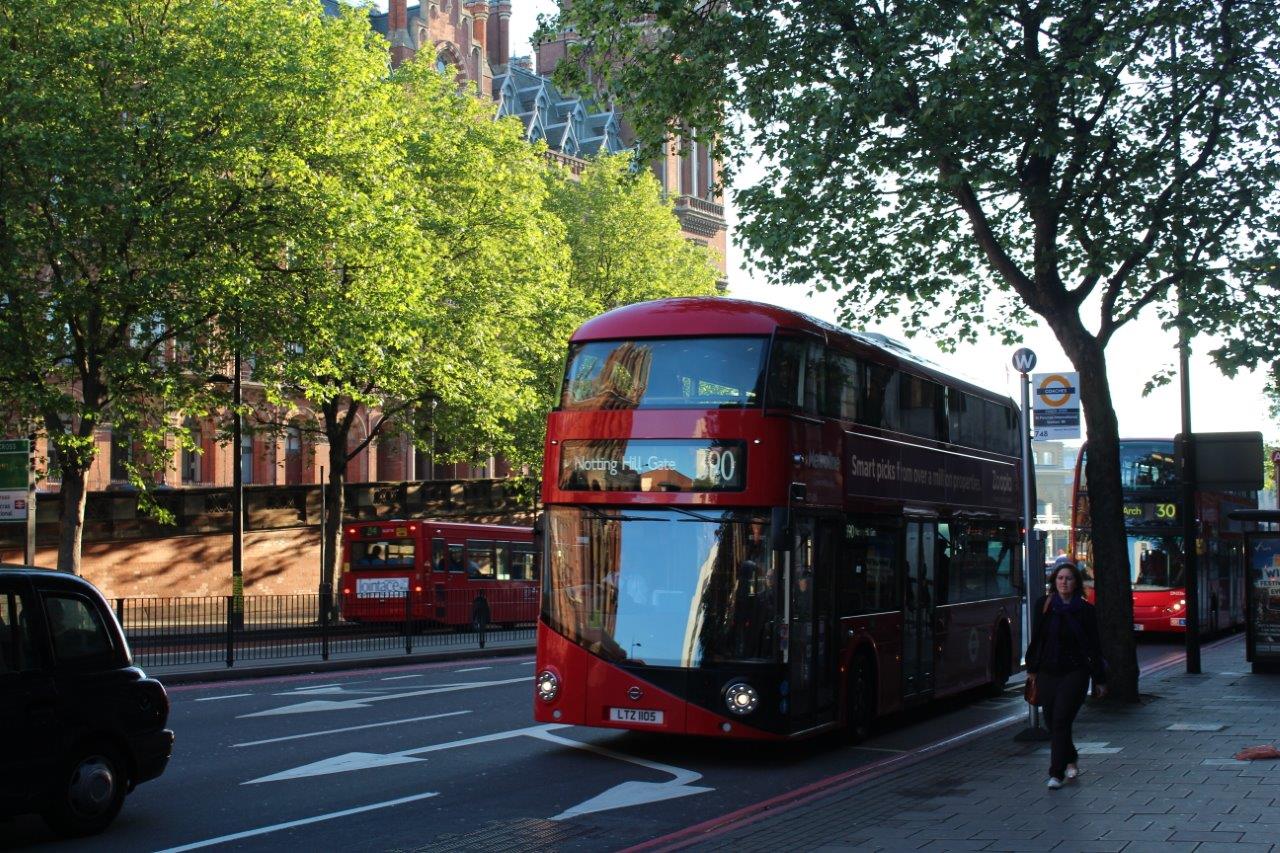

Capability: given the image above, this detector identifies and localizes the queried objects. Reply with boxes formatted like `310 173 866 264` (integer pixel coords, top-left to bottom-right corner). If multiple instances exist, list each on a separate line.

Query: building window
240 432 254 485
110 430 131 482
181 418 201 485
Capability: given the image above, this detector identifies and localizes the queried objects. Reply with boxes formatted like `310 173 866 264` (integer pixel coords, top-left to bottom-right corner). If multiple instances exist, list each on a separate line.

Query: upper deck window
561 337 767 411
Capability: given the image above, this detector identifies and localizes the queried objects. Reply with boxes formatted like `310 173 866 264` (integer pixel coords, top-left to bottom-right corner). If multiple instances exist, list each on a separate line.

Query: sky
509 4 1277 446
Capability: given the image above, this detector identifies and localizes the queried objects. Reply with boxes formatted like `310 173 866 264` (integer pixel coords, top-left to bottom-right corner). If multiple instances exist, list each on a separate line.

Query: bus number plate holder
610 707 663 725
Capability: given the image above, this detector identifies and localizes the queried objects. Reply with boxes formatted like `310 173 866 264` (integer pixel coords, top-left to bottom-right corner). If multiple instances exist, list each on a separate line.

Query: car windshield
560 337 767 410
542 507 777 667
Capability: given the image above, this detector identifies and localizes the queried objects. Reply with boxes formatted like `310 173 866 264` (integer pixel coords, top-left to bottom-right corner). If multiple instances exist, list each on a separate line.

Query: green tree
244 57 574 596
549 0 1280 700
0 0 401 573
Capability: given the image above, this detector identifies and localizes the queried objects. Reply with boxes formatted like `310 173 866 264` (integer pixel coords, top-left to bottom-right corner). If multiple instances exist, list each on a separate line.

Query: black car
0 566 174 836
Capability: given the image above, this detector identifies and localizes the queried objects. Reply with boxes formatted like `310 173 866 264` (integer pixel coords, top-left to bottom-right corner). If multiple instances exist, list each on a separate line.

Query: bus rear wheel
845 655 875 743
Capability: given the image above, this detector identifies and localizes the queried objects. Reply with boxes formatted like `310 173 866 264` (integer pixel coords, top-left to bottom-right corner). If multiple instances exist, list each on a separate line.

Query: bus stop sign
0 439 30 522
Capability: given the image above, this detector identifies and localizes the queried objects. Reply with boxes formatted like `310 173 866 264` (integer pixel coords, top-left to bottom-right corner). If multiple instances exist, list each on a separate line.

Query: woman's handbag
1024 674 1039 705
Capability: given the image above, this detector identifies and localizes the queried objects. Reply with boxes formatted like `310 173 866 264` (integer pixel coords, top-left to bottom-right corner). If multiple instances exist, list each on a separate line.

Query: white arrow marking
243 676 529 717
529 728 713 820
246 751 427 783
244 724 568 784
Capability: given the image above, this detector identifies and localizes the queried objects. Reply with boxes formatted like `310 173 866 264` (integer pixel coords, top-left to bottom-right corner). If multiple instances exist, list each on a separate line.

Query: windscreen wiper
663 506 723 523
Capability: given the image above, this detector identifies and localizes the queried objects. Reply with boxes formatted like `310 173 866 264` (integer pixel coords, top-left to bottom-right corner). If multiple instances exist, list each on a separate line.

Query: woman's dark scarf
1042 592 1090 669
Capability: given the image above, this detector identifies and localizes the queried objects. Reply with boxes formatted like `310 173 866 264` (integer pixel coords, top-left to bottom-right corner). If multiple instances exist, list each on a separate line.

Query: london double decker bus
1069 439 1255 634
533 297 1024 740
340 520 539 628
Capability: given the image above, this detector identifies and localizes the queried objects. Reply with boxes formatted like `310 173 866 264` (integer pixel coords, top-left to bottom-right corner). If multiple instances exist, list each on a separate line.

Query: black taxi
0 566 173 836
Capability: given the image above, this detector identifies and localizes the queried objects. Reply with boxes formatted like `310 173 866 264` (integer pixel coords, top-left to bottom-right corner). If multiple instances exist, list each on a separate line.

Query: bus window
562 338 767 411
511 546 538 581
1131 535 1184 588
842 521 900 614
861 363 899 431
1119 441 1178 489
823 352 862 420
466 540 496 579
437 543 466 573
766 338 805 410
899 374 946 442
496 542 512 580
349 538 415 569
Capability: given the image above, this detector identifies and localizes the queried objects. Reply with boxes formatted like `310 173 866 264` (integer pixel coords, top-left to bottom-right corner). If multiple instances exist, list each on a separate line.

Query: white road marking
194 694 252 702
245 724 566 784
243 721 714 820
292 684 342 692
242 676 530 717
152 791 438 852
233 710 472 748
381 674 424 681
530 728 713 820
454 666 492 673
520 661 535 665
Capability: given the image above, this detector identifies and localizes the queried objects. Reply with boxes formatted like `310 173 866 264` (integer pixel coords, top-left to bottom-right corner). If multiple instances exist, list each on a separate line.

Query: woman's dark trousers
1038 668 1090 779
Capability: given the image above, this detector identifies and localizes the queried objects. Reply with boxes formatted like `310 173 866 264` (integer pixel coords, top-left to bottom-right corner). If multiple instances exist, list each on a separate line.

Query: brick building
30 0 727 496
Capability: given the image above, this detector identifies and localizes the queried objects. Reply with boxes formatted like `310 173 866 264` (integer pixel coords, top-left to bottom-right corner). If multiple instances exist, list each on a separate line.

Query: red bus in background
1069 439 1256 634
340 520 539 628
534 297 1025 740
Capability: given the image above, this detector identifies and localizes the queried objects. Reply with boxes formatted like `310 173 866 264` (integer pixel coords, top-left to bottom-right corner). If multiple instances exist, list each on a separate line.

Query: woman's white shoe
1046 777 1063 789
1065 764 1079 780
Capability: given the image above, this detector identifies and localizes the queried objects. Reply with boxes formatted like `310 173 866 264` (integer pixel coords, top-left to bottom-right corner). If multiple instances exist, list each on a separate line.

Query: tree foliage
0 0 430 573
550 0 1280 701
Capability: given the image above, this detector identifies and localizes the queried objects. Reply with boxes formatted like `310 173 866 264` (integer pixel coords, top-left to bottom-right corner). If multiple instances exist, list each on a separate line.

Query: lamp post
230 320 245 628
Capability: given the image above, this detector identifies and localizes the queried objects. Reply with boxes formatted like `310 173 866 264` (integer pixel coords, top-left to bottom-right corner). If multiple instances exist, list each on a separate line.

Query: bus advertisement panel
534 297 1024 740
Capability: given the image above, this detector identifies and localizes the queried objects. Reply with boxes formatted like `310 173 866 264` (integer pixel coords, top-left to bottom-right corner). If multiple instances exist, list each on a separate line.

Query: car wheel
42 743 128 837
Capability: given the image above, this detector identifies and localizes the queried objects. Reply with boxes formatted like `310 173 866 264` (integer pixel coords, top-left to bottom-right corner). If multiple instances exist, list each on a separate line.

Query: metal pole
1180 353 1201 673
231 326 245 629
24 431 36 565
1020 370 1041 731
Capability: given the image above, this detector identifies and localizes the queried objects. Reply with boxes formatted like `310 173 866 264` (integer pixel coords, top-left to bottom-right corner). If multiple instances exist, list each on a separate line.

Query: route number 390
699 448 737 483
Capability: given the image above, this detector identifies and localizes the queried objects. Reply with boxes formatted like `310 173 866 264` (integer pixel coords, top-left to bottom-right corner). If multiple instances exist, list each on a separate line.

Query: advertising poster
1249 535 1280 662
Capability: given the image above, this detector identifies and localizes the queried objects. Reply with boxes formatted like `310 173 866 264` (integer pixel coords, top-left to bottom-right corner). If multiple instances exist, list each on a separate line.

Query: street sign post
0 439 30 522
1031 371 1081 440
1011 349 1047 741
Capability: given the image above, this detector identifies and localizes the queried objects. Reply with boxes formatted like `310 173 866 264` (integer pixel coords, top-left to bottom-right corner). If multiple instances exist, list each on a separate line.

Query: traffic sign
1032 372 1080 440
1011 348 1037 374
0 438 30 522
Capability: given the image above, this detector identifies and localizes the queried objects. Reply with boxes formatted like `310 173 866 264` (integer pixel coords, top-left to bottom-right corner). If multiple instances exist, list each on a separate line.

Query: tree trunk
322 439 347 596
56 465 88 575
1070 339 1140 702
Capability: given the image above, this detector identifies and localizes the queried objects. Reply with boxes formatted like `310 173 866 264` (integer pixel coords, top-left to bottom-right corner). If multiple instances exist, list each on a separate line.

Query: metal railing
117 588 536 671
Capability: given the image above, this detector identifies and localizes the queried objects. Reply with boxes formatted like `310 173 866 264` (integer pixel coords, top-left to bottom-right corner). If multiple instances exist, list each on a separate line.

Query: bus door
902 520 936 698
787 517 838 726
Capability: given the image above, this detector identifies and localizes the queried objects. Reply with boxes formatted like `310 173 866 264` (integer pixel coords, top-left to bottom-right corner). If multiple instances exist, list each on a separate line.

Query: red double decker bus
340 520 539 628
1069 438 1255 634
533 297 1025 740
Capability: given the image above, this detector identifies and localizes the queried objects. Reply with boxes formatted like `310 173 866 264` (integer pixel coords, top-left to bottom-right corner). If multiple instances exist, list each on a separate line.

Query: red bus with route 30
533 297 1025 740
1069 438 1255 633
340 519 539 628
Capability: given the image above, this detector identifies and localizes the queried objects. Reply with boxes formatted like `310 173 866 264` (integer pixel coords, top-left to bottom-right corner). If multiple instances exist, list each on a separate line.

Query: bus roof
571 296 1015 407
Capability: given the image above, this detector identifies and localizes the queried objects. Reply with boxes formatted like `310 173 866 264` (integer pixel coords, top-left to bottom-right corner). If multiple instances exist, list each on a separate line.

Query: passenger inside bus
358 544 387 566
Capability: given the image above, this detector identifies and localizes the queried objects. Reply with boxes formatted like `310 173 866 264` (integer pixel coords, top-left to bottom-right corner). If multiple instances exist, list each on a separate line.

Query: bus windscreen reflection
542 508 777 667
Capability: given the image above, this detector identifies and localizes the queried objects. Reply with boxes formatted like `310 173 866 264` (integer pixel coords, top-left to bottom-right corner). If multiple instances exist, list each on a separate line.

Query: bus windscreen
560 337 767 410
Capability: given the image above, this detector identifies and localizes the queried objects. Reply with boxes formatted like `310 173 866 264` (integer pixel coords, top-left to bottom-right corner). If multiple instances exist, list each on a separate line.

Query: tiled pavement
679 636 1280 852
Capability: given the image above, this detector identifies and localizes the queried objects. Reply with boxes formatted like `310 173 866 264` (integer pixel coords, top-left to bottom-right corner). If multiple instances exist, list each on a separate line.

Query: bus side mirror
770 506 791 552
533 512 545 552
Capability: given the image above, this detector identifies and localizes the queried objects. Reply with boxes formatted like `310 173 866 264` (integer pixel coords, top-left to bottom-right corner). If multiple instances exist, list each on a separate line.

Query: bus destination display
559 440 746 492
1123 502 1178 523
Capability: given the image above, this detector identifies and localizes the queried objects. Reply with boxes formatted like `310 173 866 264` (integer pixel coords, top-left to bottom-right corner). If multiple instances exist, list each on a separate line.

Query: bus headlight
1172 599 1185 612
536 670 560 702
724 682 759 716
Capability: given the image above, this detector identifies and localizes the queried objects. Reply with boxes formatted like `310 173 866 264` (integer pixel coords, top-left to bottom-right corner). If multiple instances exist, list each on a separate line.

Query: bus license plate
1133 623 1144 631
610 707 663 725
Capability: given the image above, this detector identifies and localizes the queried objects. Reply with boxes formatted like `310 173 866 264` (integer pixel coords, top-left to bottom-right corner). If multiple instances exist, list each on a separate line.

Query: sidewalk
672 635 1280 852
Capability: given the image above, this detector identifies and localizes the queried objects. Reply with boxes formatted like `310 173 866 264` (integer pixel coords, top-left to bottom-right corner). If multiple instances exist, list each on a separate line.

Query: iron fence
117 588 536 671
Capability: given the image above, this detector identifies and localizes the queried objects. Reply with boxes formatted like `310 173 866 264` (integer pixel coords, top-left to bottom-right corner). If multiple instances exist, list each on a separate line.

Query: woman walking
1025 561 1108 789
